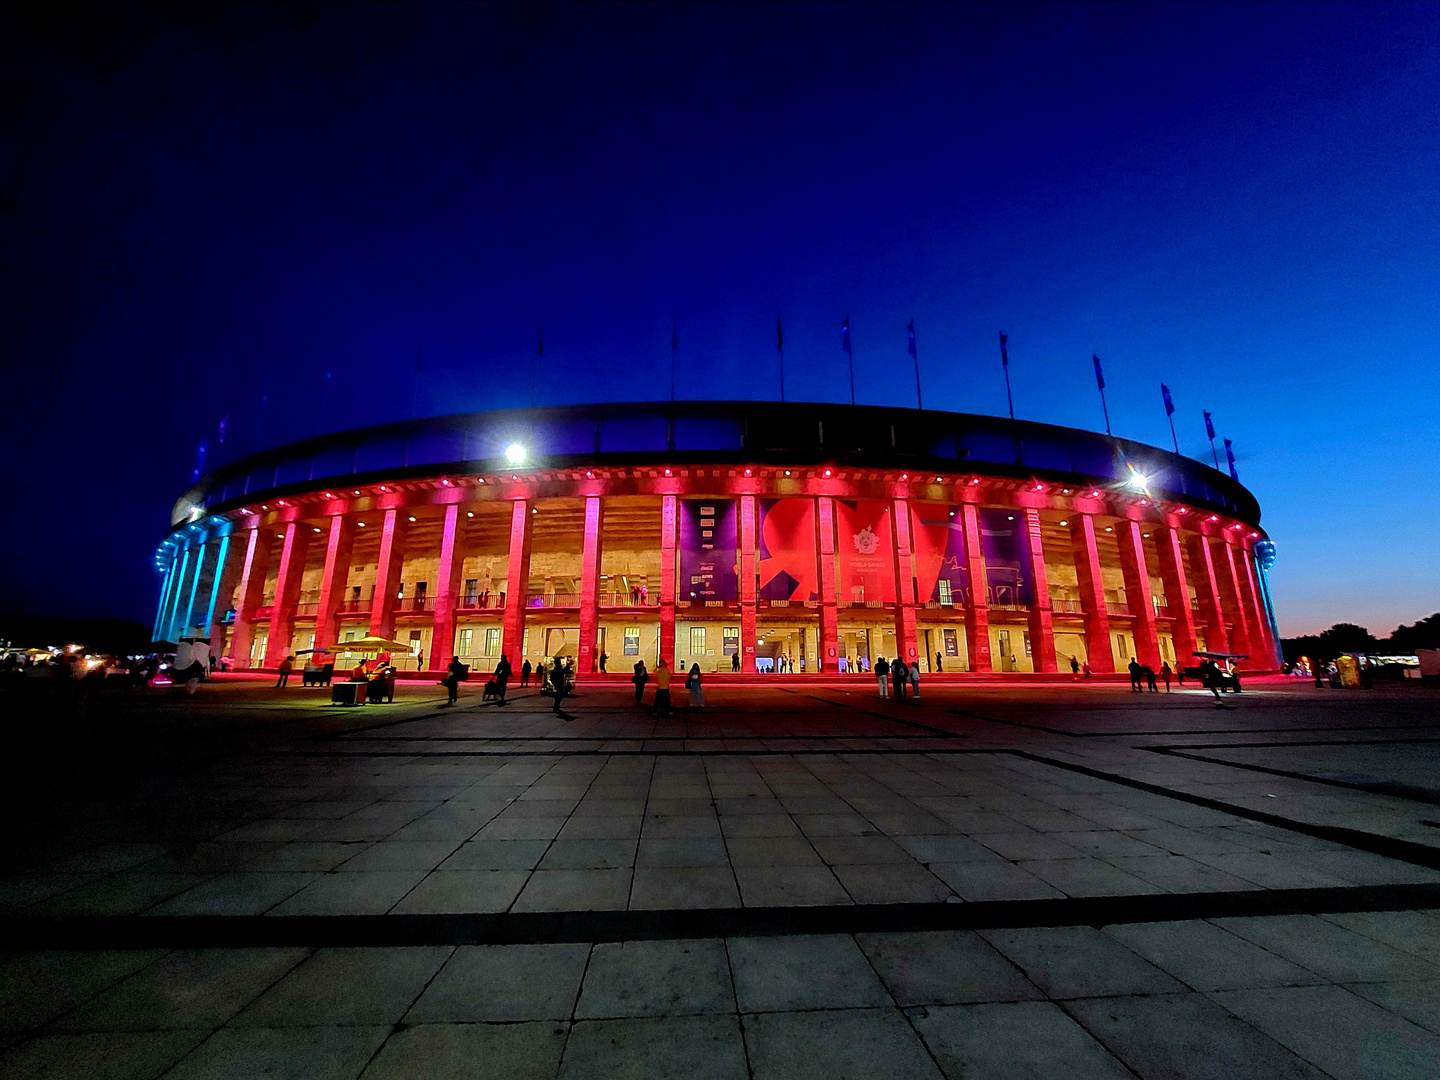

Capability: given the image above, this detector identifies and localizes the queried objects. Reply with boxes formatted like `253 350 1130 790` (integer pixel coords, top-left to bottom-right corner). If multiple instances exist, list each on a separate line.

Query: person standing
494 654 512 705
731 652 740 672
551 656 568 715
935 651 943 673
520 658 532 687
1082 661 1091 679
1145 666 1158 692
908 659 920 700
1160 661 1173 692
875 656 890 698
1128 658 1142 692
632 659 649 706
652 659 672 717
686 663 704 708
1070 656 1080 679
442 655 465 706
892 657 908 702
599 650 608 673
276 655 294 688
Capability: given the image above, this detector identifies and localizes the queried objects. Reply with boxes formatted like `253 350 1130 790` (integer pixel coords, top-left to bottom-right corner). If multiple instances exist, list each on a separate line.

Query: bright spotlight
1126 466 1150 492
504 443 527 466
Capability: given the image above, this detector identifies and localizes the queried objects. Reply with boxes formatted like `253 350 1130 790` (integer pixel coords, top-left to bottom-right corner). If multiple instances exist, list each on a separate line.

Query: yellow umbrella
334 636 415 654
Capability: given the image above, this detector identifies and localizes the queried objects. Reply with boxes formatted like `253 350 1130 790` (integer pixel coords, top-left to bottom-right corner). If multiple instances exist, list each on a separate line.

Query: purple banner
679 498 738 603
979 508 1034 607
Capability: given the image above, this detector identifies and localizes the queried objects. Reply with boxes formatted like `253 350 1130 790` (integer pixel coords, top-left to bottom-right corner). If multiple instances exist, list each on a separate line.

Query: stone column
659 494 678 666
1218 539 1257 666
500 499 532 664
162 546 192 645
228 527 275 669
816 496 839 673
960 503 992 672
1071 515 1114 673
202 531 243 652
1238 543 1274 668
1156 526 1198 664
178 541 209 642
1189 534 1230 654
1023 508 1058 673
264 521 311 669
428 504 465 671
312 514 354 656
891 498 920 668
368 508 406 640
740 495 759 673
153 553 180 642
1116 520 1162 669
578 495 603 673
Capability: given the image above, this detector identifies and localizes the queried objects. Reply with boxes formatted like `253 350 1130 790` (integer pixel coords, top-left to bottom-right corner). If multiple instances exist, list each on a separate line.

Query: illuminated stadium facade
153 401 1282 677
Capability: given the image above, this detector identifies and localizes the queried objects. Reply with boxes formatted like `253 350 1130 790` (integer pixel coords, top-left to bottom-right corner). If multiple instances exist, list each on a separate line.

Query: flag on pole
907 319 917 359
999 331 1009 368
841 316 851 354
1161 383 1175 415
777 315 783 352
1204 410 1215 440
1224 438 1239 480
1092 354 1106 391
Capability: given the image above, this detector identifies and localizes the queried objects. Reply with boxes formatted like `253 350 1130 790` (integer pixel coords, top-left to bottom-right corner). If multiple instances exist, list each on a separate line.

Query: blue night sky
2 2 1436 636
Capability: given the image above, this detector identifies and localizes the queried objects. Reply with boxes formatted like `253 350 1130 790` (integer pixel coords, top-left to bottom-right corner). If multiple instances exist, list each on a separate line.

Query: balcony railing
393 596 434 614
526 592 580 609
458 594 505 610
601 589 659 607
1051 598 1085 614
758 598 819 609
1106 602 1133 617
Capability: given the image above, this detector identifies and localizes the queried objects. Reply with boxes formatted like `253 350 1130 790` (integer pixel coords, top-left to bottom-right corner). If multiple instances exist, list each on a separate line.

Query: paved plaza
2 675 1439 1077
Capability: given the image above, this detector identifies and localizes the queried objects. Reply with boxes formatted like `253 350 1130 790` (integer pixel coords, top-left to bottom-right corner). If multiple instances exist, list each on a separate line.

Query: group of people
872 655 920 700
1126 658 1174 692
629 658 704 716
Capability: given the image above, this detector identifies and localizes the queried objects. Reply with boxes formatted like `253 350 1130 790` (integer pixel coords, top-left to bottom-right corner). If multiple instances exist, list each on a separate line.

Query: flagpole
908 319 922 410
1093 354 1111 436
1100 392 1111 437
1167 413 1179 454
777 315 786 403
999 332 1015 421
843 316 855 406
1204 410 1220 469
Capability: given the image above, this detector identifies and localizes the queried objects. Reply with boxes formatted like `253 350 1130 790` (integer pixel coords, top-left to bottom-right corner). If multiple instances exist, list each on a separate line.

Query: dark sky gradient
3 2 1437 636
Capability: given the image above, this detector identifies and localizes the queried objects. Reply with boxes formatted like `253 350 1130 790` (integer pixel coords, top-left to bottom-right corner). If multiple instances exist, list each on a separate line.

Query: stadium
152 401 1282 678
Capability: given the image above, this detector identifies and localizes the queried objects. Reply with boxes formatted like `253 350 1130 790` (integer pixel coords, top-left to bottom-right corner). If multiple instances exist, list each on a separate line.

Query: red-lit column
312 514 354 656
263 522 311 668
1023 508 1058 674
659 494 677 666
368 508 406 640
1116 520 1161 669
1239 544 1275 668
1189 534 1230 654
740 495 759 673
1156 526 1198 664
960 503 992 672
578 495 603 673
228 527 275 669
891 498 920 668
1219 539 1257 667
500 499 532 665
816 496 839 673
1071 515 1114 673
428 504 464 671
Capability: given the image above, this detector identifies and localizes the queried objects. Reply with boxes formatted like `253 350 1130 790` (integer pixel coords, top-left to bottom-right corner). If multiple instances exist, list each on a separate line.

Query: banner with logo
910 504 971 605
833 500 897 603
978 507 1034 606
757 498 818 601
679 498 738 603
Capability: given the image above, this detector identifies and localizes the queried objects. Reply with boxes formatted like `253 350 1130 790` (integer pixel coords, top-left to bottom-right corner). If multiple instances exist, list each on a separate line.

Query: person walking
632 659 649 705
935 651 943 673
1145 666 1159 692
1161 661 1173 692
908 659 920 700
892 657 908 702
599 650 608 673
1082 661 1091 678
520 658 532 687
652 659 672 717
441 655 465 706
276 655 294 688
551 656 568 715
1070 656 1081 680
686 663 704 708
1128 658 1142 692
875 656 890 698
494 654 512 705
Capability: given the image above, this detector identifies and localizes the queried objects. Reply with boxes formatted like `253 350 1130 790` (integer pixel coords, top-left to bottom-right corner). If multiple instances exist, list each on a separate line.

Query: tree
1387 613 1440 653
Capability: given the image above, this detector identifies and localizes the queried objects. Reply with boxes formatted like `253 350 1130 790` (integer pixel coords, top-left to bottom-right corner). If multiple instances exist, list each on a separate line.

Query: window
464 579 478 605
457 629 473 656
723 627 739 656
623 628 641 656
938 579 953 606
408 631 422 652
485 628 501 656
943 628 958 656
689 626 706 654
